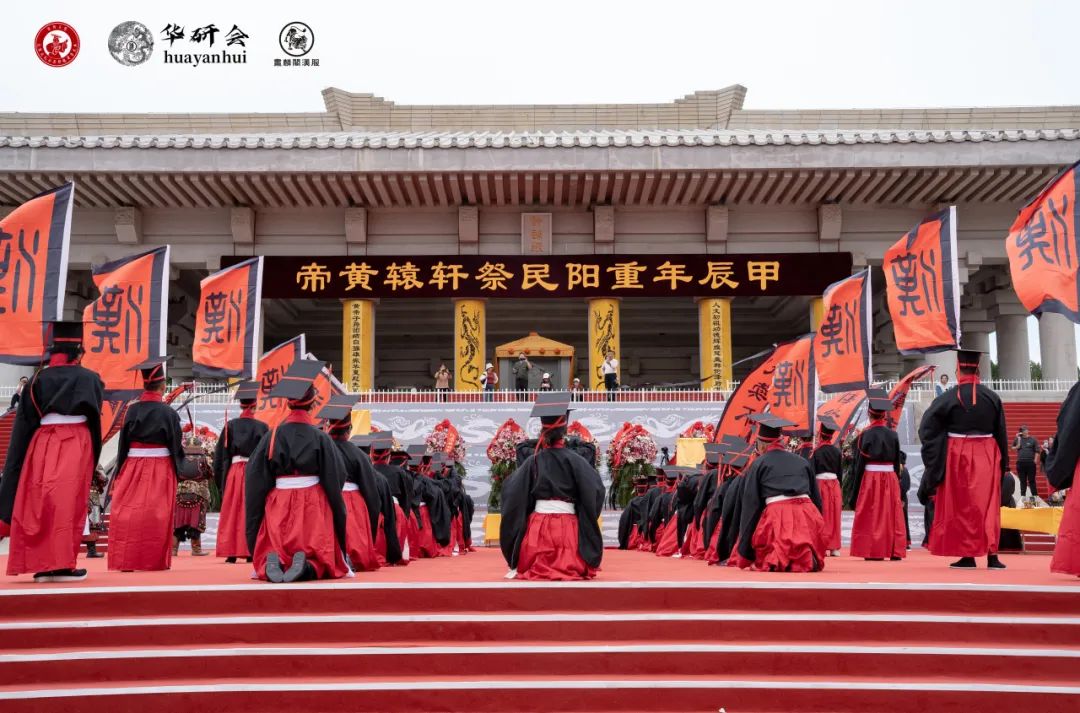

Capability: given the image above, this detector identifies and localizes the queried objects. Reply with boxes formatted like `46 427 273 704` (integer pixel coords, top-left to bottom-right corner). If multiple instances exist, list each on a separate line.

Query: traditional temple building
0 85 1077 389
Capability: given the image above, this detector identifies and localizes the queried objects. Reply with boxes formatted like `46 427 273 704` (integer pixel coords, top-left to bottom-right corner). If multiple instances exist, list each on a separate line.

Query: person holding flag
212 380 268 563
0 321 104 583
848 391 906 562
108 357 185 572
918 349 1009 569
1044 381 1080 577
245 360 350 583
810 416 844 557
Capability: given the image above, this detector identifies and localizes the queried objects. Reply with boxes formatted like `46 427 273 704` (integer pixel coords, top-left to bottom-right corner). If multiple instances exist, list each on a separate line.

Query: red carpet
1 548 1078 712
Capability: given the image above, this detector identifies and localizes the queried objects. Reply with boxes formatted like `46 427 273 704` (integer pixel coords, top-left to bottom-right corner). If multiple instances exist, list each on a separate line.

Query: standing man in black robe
736 414 826 572
212 380 268 563
918 349 1009 569
246 360 349 582
1040 382 1080 577
810 417 843 556
848 392 906 562
500 397 605 580
1 321 103 582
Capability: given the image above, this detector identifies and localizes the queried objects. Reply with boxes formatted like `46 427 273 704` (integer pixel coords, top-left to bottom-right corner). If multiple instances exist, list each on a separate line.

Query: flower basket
605 423 658 509
486 418 526 512
426 418 466 463
568 421 601 467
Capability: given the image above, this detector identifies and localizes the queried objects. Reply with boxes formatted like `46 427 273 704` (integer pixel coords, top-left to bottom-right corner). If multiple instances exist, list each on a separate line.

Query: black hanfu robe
411 474 452 547
918 384 1008 496
0 364 104 526
212 416 269 490
736 449 822 563
500 446 605 570
1042 382 1080 575
244 419 348 556
646 487 677 542
675 474 701 546
849 425 902 503
810 443 842 481
636 485 664 543
334 440 401 564
617 494 648 549
117 399 185 475
374 461 415 523
693 467 719 528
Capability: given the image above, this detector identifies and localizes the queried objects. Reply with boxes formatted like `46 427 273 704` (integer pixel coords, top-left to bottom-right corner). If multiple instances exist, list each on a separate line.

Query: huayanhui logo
158 22 249 67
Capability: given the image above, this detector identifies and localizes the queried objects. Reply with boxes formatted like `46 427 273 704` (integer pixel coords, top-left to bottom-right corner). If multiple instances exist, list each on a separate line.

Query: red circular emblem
35 22 80 67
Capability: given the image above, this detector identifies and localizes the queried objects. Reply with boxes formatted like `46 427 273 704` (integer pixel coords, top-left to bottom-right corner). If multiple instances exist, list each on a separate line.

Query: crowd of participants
0 326 1078 584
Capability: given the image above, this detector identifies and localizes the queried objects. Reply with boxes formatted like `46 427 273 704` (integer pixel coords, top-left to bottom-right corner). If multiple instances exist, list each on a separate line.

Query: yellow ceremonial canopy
494 332 576 389
495 331 575 359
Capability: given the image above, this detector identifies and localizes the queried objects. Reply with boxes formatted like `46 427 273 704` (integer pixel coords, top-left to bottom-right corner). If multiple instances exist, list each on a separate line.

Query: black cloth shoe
282 551 308 583
987 555 1007 569
949 557 977 569
225 557 237 564
34 568 88 583
85 543 104 559
265 553 285 583
245 557 253 564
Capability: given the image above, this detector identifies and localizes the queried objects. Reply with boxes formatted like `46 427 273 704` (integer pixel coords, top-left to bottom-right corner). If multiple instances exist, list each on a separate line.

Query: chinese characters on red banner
814 270 872 393
193 257 263 379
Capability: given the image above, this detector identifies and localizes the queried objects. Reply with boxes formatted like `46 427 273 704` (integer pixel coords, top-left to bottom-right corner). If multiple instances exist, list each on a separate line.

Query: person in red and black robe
918 349 1009 569
654 468 688 557
500 397 605 580
1045 381 1080 577
108 357 184 573
678 467 706 559
368 437 415 564
377 435 449 558
0 321 104 582
212 381 268 563
736 414 826 572
849 392 906 561
811 417 844 556
319 394 385 572
617 475 650 550
246 360 349 582
432 454 474 556
634 473 664 551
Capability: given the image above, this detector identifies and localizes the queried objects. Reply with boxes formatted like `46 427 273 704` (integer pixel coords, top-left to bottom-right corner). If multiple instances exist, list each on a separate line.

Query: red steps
1002 402 1059 498
1 580 1079 712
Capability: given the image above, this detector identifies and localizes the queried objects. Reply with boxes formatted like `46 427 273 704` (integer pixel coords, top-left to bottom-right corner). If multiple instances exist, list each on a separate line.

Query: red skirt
253 484 348 581
627 524 644 550
850 470 907 560
108 455 177 572
439 515 464 556
412 507 442 558
818 478 843 551
343 490 380 572
516 512 597 581
456 513 473 553
682 520 706 560
706 525 722 565
375 502 410 566
651 522 666 552
1051 462 1080 576
215 461 249 558
746 498 826 572
5 423 94 576
655 516 681 557
929 436 1001 558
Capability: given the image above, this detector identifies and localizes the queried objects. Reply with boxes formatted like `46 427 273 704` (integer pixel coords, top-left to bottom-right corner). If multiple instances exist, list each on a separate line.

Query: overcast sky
3 0 1078 366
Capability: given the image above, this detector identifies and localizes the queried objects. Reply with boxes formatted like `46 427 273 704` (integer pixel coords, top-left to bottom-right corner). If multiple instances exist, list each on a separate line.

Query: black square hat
130 355 173 383
531 392 573 420
724 452 750 469
316 393 357 422
370 431 395 451
233 380 260 403
350 433 376 449
748 412 795 441
818 415 840 433
721 435 751 452
406 444 428 457
956 348 986 369
47 320 84 346
865 387 894 412
269 359 324 400
704 442 727 465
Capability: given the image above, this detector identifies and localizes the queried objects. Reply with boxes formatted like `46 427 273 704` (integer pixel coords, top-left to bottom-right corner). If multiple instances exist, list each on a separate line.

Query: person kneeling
736 414 827 573
245 360 350 583
500 396 605 580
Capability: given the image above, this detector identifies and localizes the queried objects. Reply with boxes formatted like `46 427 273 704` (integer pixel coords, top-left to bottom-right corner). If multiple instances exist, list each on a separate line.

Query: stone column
587 297 620 391
960 324 993 382
453 298 486 391
697 298 732 390
342 299 376 392
995 313 1031 381
1039 312 1077 382
809 297 825 331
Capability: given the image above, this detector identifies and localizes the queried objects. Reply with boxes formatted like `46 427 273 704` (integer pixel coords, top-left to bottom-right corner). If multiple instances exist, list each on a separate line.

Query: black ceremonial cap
131 355 173 383
233 380 260 402
406 444 427 456
531 395 572 419
705 442 727 465
865 388 894 412
316 393 357 422
748 413 795 441
956 348 986 368
47 320 84 346
350 433 376 449
721 435 751 452
370 433 395 451
269 359 325 400
818 416 840 434
724 452 750 470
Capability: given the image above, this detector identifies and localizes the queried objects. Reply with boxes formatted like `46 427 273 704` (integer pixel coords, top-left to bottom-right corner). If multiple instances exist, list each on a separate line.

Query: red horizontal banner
224 253 853 299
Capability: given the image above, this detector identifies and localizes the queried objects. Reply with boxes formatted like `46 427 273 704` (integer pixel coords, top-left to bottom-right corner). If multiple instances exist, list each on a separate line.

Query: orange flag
887 364 935 428
814 270 872 393
884 207 961 354
81 246 170 395
0 183 74 364
713 345 784 443
1006 159 1080 322
193 257 264 379
254 335 306 428
770 334 816 437
816 390 866 440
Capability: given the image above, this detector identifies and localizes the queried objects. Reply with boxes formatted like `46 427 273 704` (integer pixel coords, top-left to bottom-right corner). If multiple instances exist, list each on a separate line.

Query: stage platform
1 549 1078 712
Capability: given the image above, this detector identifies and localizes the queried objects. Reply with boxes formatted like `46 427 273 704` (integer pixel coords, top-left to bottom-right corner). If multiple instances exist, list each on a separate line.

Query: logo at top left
35 22 80 67
109 21 154 66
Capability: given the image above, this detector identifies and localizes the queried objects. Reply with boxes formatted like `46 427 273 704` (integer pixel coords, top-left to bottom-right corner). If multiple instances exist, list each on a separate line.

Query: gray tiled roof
2 128 1078 150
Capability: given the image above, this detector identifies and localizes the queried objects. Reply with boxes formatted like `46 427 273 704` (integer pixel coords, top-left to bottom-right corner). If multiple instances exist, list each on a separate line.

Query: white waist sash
41 414 87 425
948 432 993 439
129 447 169 458
535 499 576 514
342 482 360 492
765 494 810 505
231 456 250 465
865 463 895 473
815 472 838 481
276 475 319 489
